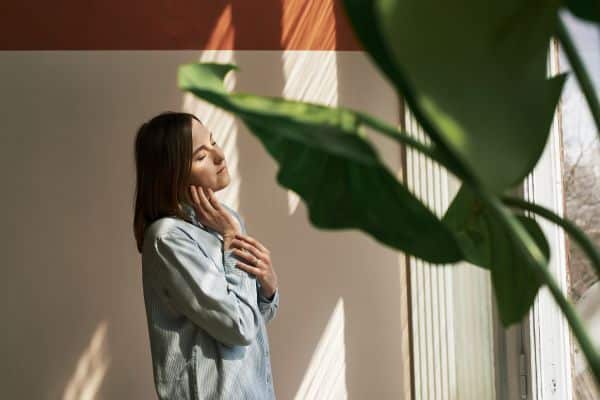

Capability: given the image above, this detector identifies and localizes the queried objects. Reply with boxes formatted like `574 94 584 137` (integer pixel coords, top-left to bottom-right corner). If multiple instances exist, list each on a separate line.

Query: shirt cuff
259 287 278 303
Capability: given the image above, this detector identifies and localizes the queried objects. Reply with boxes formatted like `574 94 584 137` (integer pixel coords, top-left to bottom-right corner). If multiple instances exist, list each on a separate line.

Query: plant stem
355 110 466 180
355 111 434 155
501 195 600 278
483 192 600 385
556 18 600 138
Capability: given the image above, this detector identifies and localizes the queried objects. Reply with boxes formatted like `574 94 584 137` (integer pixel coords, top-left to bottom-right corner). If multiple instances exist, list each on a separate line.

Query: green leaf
341 0 473 183
442 184 489 267
350 0 567 193
178 62 464 264
443 185 550 325
564 0 600 23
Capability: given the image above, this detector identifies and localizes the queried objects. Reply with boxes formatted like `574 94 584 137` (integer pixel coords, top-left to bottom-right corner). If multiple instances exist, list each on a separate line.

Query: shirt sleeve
257 281 280 324
152 229 261 347
231 208 280 324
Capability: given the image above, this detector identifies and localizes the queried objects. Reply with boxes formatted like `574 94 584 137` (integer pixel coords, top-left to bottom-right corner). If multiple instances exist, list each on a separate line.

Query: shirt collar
180 201 197 222
180 201 224 242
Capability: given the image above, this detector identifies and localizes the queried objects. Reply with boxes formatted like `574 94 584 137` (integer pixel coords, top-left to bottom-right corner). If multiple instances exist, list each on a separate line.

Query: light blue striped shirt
141 201 279 399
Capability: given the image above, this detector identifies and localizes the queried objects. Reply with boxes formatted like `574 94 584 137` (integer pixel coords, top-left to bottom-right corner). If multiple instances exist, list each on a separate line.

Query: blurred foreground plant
177 0 600 386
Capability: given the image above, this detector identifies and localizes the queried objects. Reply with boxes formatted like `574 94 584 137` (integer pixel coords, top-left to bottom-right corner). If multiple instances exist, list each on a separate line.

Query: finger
232 248 266 268
196 186 215 214
235 233 269 254
232 248 256 264
205 187 224 212
189 186 204 214
234 260 262 276
231 239 264 260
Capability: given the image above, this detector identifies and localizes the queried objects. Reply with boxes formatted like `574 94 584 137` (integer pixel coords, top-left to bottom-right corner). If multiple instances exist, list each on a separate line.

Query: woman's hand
189 185 241 239
230 233 279 299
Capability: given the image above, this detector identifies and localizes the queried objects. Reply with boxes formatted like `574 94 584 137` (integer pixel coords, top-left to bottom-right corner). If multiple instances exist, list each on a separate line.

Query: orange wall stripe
1 0 363 51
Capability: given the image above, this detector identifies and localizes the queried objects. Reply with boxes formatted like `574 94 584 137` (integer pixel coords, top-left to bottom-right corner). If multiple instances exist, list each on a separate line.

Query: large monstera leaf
178 62 464 264
443 185 550 325
343 0 567 194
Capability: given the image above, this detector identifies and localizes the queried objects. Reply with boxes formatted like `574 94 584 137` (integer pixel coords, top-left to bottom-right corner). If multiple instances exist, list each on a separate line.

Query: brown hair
133 111 203 253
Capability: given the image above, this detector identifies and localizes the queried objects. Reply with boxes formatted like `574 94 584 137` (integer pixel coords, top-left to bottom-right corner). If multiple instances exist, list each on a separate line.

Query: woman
133 111 280 399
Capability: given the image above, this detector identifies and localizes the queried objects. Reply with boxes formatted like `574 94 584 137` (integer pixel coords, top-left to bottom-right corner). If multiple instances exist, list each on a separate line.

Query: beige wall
0 50 409 399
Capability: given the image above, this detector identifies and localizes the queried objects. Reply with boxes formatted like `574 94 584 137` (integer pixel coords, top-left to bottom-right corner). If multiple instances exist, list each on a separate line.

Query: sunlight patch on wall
294 297 348 400
62 320 110 400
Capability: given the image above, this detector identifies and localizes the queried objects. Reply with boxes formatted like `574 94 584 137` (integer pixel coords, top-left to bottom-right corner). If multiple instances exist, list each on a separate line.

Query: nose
213 148 225 164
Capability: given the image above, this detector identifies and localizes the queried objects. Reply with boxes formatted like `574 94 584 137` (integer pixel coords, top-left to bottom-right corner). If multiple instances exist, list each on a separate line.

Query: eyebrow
192 132 214 156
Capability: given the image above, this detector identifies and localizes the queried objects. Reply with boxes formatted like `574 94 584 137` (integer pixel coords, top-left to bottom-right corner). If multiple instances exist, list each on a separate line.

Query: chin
216 178 230 191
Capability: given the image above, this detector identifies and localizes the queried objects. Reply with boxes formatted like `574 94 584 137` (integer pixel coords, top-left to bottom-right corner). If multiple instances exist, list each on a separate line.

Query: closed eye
197 141 218 160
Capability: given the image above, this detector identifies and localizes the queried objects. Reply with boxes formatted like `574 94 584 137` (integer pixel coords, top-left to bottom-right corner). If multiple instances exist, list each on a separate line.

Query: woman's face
189 119 230 191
